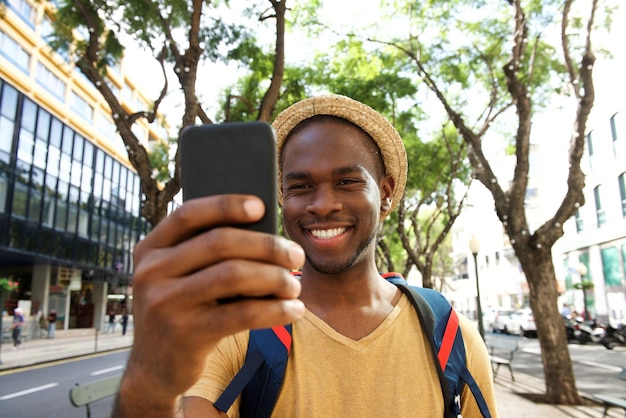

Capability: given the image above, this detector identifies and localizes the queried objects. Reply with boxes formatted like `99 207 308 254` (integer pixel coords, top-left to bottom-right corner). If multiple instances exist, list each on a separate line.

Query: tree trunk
517 246 583 404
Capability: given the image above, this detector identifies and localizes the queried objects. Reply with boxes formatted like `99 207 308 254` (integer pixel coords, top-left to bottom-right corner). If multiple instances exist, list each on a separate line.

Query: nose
305 185 342 216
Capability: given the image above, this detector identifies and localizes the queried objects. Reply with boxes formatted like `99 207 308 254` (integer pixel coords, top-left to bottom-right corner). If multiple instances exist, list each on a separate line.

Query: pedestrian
11 307 24 350
107 311 116 333
112 95 498 417
560 303 572 318
38 310 47 338
120 309 129 336
47 309 57 338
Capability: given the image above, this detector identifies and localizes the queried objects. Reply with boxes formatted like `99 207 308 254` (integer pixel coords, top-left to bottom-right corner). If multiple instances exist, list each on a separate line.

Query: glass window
586 131 594 156
601 247 624 287
36 108 51 140
47 145 60 177
73 134 84 161
7 0 36 26
49 118 62 148
61 126 73 155
0 151 8 214
83 140 94 167
617 173 626 218
95 149 104 174
0 31 30 73
33 138 48 168
36 63 66 100
93 172 103 198
594 185 605 227
70 91 93 122
610 113 618 142
17 129 34 164
0 116 15 153
12 181 28 218
0 85 18 153
28 190 43 222
21 98 37 132
81 165 93 191
71 160 82 186
59 152 71 182
575 209 583 233
104 155 112 179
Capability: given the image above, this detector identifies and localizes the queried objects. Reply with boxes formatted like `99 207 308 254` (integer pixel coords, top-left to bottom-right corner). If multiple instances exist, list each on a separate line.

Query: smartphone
180 121 277 234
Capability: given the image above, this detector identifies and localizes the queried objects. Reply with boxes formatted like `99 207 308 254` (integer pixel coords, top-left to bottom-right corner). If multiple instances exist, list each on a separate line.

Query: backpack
214 273 492 418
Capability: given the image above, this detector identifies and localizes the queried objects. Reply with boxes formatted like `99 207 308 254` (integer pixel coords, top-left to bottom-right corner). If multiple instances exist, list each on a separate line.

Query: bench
592 368 626 417
486 339 518 381
69 374 122 417
593 394 626 417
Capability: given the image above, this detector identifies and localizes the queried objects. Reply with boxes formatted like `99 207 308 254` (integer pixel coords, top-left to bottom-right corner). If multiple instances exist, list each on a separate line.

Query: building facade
1 0 164 334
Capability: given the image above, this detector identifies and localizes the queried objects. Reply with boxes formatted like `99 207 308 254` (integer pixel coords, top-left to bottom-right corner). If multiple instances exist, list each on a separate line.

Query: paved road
0 332 624 417
0 350 129 418
487 332 626 397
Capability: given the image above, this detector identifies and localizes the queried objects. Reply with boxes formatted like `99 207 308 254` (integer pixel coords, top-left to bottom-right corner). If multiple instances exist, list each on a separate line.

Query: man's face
281 118 393 274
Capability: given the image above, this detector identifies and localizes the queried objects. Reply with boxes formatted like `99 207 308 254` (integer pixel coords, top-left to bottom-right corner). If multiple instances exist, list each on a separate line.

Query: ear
380 174 395 212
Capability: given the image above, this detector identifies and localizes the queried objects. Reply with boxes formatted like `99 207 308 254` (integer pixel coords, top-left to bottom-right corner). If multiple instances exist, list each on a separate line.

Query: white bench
69 374 122 417
486 339 518 381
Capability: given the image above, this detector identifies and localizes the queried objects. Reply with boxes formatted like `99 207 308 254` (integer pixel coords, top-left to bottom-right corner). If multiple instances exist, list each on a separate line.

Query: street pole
469 235 485 340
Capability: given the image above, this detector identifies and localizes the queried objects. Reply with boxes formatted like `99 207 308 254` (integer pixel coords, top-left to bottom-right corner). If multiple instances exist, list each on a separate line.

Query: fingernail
285 299 305 316
243 199 264 218
287 242 305 268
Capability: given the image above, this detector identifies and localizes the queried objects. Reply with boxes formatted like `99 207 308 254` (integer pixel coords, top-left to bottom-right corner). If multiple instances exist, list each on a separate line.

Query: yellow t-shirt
185 294 498 417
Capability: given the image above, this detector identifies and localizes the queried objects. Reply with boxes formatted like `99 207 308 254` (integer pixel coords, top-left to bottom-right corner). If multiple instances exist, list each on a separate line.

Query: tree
376 0 608 405
45 0 289 227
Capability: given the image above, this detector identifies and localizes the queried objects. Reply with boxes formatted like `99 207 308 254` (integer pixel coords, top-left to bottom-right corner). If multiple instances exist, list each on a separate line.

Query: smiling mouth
309 227 347 239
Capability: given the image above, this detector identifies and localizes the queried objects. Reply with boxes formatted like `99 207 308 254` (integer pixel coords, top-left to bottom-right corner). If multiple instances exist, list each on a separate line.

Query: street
0 351 129 418
486 333 626 396
0 335 624 417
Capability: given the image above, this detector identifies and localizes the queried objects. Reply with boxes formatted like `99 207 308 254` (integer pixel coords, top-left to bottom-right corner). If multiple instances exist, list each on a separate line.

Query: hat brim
272 94 407 219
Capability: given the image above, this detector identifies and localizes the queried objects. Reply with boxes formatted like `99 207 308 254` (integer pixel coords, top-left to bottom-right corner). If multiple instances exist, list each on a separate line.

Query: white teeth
310 228 346 239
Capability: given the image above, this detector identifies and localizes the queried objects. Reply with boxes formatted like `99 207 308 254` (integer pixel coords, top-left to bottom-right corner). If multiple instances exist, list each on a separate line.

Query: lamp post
576 264 591 321
469 234 485 340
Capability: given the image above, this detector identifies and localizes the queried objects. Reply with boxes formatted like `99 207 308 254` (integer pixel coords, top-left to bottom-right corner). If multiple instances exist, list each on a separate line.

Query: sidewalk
0 330 619 417
0 328 133 371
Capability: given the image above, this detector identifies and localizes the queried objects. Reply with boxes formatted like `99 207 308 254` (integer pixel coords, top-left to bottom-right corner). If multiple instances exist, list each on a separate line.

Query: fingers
136 194 265 252
172 260 301 305
138 226 303 280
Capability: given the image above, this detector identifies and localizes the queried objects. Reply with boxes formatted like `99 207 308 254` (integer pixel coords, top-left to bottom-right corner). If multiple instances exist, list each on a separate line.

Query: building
0 0 166 334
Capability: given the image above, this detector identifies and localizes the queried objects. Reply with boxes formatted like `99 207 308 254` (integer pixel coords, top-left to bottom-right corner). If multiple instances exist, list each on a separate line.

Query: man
11 307 24 350
47 309 57 339
113 95 497 417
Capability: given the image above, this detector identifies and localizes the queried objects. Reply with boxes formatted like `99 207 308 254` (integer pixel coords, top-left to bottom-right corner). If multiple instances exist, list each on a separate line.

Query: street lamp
576 264 592 321
469 234 485 340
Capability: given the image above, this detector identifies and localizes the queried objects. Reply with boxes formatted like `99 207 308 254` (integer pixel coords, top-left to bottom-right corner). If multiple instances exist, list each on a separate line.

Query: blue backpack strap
213 325 292 417
386 273 491 418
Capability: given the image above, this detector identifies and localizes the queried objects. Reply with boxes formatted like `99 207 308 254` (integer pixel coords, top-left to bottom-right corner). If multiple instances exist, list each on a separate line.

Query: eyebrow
283 165 368 182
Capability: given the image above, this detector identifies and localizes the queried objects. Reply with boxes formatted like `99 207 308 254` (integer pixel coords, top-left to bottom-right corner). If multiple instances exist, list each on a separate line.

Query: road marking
91 365 124 376
0 383 59 400
579 361 623 372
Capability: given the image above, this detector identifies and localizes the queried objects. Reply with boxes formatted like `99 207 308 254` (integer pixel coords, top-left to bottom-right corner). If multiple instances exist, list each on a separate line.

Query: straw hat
273 94 407 219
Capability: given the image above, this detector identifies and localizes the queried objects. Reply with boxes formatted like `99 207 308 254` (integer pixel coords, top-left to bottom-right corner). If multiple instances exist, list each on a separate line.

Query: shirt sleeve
184 331 249 416
458 313 500 418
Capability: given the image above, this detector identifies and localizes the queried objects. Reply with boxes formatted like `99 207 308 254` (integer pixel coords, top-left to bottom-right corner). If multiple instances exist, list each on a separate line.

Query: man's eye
338 179 360 186
289 183 311 190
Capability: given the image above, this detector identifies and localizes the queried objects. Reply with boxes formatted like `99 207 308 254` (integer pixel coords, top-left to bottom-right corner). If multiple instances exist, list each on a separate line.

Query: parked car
491 308 515 333
505 308 537 337
482 308 498 331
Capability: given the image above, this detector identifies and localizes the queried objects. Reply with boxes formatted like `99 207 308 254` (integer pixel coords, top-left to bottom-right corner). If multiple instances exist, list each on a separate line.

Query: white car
491 309 515 333
505 308 537 337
